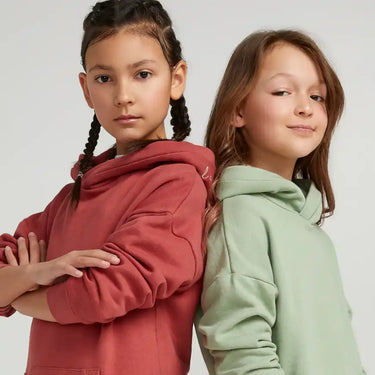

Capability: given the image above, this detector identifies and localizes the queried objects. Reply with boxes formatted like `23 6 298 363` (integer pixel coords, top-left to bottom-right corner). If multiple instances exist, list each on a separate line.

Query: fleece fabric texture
0 140 215 375
198 165 364 375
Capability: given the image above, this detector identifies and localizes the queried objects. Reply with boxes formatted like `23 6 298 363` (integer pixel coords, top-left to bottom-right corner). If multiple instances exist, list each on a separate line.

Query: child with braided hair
0 1 214 374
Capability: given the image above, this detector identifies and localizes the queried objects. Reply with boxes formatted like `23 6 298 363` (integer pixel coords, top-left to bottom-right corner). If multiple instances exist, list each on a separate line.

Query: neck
116 138 164 156
247 152 296 180
116 128 167 155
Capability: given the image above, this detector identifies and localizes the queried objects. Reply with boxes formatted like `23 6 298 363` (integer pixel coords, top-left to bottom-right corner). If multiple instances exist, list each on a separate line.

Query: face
235 42 328 179
79 29 186 154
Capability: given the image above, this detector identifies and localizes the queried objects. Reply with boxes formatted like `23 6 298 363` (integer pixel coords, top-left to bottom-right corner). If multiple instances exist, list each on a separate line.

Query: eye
272 91 290 96
95 75 111 83
311 94 325 102
136 71 151 79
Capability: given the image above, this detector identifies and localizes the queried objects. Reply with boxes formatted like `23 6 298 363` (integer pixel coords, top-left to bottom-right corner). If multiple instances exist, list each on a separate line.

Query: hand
5 232 46 265
4 232 46 291
26 249 120 287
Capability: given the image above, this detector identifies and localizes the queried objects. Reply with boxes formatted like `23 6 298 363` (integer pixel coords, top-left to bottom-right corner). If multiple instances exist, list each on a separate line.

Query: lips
114 115 140 121
287 124 315 132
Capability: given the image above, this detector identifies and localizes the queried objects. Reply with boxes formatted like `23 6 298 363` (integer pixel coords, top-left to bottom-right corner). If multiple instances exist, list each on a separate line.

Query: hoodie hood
71 140 215 193
219 166 322 224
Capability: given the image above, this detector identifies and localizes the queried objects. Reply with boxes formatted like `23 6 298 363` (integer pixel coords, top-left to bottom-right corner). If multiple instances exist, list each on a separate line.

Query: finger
17 237 30 266
4 246 19 266
77 249 120 264
27 285 39 292
70 256 112 269
28 232 40 264
61 264 83 278
39 240 47 262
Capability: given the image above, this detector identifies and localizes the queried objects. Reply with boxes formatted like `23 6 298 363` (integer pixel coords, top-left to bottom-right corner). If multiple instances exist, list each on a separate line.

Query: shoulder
221 194 268 229
206 195 272 282
132 163 207 215
40 183 73 213
146 162 204 193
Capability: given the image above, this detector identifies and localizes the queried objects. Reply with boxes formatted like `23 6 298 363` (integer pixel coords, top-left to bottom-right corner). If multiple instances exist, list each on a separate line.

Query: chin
289 144 320 159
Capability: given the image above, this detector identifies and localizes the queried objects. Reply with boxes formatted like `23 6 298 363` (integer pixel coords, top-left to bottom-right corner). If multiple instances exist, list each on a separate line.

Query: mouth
114 115 140 121
287 124 315 133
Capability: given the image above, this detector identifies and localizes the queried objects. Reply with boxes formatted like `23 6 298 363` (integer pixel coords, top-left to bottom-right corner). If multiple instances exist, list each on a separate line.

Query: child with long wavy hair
0 1 214 374
198 30 365 374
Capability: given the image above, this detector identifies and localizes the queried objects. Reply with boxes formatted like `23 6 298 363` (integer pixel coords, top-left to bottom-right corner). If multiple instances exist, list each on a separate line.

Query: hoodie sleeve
199 196 284 374
0 184 72 317
46 168 207 325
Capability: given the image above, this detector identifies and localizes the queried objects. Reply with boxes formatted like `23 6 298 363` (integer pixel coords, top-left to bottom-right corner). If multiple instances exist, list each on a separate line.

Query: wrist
23 264 40 290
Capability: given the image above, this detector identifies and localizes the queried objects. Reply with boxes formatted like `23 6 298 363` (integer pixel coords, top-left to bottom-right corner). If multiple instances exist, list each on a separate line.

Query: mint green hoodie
198 165 364 375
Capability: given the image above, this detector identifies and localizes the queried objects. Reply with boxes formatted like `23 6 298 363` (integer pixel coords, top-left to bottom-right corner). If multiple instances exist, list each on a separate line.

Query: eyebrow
268 72 326 86
268 72 295 80
88 59 157 73
129 59 157 69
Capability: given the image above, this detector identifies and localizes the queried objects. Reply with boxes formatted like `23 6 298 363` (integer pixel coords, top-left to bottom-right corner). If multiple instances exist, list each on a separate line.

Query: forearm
200 274 283 374
0 265 38 307
11 287 56 322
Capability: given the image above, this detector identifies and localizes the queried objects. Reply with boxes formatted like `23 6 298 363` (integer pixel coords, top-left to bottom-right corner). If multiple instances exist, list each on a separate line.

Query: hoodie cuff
0 304 15 317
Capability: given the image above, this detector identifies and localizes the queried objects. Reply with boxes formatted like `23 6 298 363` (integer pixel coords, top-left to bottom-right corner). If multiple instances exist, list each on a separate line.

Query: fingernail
28 232 35 237
75 270 83 277
112 256 120 263
5 246 11 251
102 261 110 268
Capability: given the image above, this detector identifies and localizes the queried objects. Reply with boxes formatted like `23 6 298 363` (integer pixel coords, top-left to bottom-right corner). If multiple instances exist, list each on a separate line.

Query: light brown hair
205 29 344 230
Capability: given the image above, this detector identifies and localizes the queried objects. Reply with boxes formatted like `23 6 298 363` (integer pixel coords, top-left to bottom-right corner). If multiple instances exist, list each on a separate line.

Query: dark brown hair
205 29 344 230
71 0 191 206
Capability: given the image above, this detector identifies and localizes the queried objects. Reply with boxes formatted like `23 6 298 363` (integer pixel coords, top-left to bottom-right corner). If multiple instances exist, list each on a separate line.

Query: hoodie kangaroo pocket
26 367 100 375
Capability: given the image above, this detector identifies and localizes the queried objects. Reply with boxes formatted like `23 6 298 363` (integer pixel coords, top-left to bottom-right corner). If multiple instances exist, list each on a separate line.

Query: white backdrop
0 1 374 374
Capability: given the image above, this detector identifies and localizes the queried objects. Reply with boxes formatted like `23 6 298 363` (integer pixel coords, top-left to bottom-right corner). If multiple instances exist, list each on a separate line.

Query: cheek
317 105 328 130
245 98 287 131
89 88 111 110
144 81 171 107
265 98 291 121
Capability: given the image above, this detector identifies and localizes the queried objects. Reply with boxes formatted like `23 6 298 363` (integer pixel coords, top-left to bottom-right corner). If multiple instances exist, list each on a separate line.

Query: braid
80 114 101 173
170 95 191 141
70 114 101 207
141 1 166 23
81 0 190 149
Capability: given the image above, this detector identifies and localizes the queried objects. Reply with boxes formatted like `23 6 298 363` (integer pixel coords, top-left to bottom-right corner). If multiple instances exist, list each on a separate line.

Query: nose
294 95 313 117
114 81 134 107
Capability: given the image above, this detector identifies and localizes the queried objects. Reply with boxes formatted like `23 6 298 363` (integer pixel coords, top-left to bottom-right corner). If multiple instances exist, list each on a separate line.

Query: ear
233 102 246 128
170 60 187 100
79 72 94 109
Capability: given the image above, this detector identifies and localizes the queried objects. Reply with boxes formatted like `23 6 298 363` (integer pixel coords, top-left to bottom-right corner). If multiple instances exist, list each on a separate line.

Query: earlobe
79 72 94 109
233 106 246 128
170 60 187 101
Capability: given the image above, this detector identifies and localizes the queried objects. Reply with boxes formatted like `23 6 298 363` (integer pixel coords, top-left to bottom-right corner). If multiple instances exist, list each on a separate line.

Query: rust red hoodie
0 140 214 375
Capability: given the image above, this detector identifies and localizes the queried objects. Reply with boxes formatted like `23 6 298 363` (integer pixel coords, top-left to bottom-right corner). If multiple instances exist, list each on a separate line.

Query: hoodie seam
206 272 278 291
171 173 201 281
221 212 234 274
124 170 200 284
169 166 197 215
220 211 277 289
